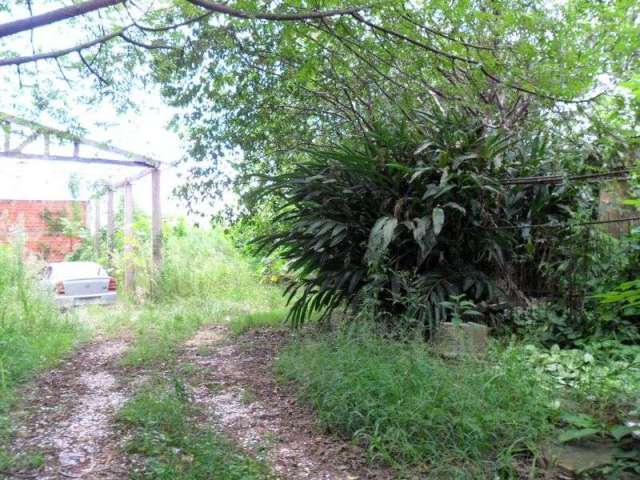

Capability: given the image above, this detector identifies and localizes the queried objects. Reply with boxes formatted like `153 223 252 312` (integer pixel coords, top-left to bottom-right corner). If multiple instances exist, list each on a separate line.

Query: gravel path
6 339 132 480
4 325 394 480
179 326 394 480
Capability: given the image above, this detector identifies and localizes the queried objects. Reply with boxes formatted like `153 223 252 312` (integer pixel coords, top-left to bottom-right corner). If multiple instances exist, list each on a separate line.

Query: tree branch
0 0 124 39
78 50 109 85
352 12 606 105
0 10 210 68
479 66 606 104
131 12 212 33
186 0 365 21
350 12 478 65
118 32 174 50
0 27 129 67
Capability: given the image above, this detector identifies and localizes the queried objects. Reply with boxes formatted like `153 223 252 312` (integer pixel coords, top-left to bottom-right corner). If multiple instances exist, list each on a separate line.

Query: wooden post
73 141 79 157
123 181 135 294
44 133 50 155
2 122 10 151
107 188 115 266
93 197 101 257
151 168 162 270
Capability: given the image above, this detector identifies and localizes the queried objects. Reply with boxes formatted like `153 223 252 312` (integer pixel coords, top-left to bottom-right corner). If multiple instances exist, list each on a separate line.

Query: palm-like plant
255 108 576 328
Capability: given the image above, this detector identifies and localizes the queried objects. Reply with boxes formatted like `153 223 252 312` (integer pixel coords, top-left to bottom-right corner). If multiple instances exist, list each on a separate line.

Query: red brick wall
0 200 87 261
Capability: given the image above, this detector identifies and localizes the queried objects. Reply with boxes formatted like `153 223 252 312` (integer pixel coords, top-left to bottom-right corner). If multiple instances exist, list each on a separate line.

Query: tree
147 0 639 212
1 1 638 216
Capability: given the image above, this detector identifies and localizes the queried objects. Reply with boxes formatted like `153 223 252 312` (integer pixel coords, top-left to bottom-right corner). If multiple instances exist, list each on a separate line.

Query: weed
240 388 257 405
277 326 556 478
154 228 282 308
116 228 285 367
120 300 217 367
118 380 270 479
228 309 289 336
0 243 83 469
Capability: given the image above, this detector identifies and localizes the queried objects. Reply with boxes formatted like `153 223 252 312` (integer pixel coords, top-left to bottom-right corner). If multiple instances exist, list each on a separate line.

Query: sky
0 1 215 225
0 98 187 216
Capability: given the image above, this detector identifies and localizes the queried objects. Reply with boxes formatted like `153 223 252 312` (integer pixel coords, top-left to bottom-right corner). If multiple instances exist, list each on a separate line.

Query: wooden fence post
123 181 135 294
151 168 162 270
107 188 114 266
2 122 10 151
93 197 101 257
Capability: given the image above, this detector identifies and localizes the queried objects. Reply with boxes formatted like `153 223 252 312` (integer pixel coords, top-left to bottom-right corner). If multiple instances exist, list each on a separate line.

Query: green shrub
256 107 581 329
277 327 556 477
596 277 640 327
520 340 640 414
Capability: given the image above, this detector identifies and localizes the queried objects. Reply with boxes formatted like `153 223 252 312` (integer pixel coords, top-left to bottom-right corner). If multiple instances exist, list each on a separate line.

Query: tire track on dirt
179 326 394 480
6 338 133 480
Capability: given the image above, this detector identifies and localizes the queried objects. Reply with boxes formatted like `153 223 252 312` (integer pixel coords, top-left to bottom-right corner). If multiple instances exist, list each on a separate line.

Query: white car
41 261 117 308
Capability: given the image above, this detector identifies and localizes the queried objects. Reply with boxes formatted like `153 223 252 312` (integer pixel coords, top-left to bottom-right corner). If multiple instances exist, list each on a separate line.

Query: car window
52 262 107 279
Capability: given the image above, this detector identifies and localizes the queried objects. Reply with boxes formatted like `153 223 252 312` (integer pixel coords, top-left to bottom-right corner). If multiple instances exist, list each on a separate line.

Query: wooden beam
0 113 160 167
151 168 162 270
110 167 154 189
93 197 101 257
123 182 135 294
107 189 114 266
0 151 151 168
11 131 39 152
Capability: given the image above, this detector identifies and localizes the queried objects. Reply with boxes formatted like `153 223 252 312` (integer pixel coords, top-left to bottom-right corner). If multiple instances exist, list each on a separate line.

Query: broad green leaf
433 208 445 235
366 216 398 265
558 428 602 443
610 425 636 441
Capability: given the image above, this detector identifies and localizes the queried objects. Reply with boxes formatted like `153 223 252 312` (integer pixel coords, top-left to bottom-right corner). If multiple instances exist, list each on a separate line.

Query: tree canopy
0 1 638 213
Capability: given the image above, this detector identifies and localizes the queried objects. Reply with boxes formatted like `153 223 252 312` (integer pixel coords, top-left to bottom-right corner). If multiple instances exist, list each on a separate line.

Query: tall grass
0 244 81 393
117 227 285 367
155 228 282 307
0 243 81 466
277 326 557 478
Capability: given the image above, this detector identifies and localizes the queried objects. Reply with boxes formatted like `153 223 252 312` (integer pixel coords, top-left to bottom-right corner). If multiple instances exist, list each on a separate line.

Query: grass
228 308 289 335
96 228 286 367
117 379 271 479
0 243 83 469
89 227 286 476
120 300 221 366
154 228 283 308
277 325 557 479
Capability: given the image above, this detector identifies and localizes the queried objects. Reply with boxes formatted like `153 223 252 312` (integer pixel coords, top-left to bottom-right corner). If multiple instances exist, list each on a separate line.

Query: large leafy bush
256 108 578 327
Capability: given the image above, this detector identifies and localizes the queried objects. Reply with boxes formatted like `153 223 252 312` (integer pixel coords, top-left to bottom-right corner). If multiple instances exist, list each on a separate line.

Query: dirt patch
6 338 132 479
180 326 395 480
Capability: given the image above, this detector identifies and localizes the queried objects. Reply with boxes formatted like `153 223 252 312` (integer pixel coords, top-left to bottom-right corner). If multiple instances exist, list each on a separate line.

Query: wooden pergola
0 112 163 293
